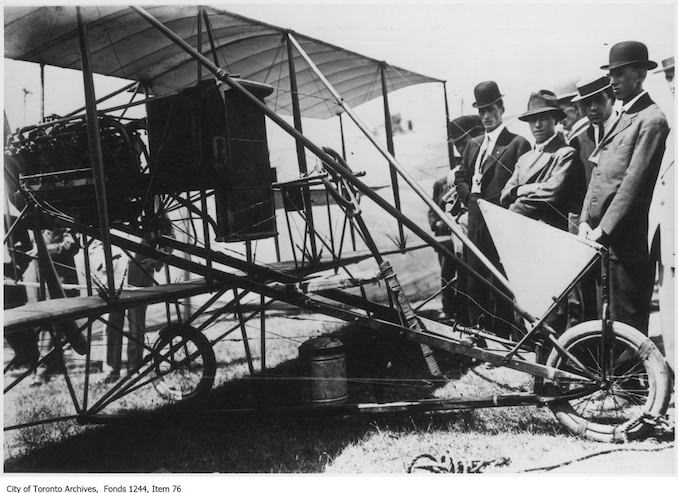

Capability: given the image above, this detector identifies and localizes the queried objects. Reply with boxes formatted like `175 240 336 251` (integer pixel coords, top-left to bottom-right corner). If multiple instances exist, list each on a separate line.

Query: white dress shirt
533 132 559 153
471 122 506 194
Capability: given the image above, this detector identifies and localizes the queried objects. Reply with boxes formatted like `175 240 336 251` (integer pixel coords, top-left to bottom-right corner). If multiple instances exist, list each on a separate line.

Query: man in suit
567 74 618 327
500 90 582 334
429 115 483 320
579 41 669 336
500 90 581 231
454 81 531 338
555 79 589 144
648 56 674 369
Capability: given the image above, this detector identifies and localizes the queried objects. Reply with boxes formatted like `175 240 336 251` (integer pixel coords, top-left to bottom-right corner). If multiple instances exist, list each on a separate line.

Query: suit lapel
519 135 563 183
481 128 510 175
599 112 635 147
523 152 555 183
599 93 653 147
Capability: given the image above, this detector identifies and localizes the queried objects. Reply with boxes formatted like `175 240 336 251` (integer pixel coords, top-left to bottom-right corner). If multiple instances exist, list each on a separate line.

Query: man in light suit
500 90 581 231
454 81 531 338
579 41 669 336
648 56 674 370
500 90 582 334
566 74 617 328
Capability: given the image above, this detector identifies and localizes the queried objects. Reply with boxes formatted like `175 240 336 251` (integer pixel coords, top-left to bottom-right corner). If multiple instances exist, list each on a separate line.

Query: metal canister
299 336 348 406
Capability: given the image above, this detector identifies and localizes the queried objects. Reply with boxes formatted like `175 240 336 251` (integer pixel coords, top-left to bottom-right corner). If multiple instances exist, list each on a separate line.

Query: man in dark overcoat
454 81 531 338
579 41 669 335
429 115 483 320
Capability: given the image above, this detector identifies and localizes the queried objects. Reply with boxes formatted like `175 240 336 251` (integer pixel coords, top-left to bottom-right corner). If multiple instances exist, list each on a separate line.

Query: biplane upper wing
4 6 443 120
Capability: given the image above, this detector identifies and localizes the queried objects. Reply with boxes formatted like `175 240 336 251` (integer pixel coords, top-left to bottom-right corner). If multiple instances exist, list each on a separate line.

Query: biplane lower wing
3 280 224 333
3 241 431 334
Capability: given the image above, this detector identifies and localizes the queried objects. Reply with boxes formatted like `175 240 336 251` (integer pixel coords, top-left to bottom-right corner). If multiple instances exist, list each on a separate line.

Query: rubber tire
546 320 672 442
152 323 216 401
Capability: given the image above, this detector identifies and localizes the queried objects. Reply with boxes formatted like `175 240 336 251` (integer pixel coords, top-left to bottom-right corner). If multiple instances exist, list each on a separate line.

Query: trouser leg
597 248 652 336
439 240 457 317
657 263 675 370
126 305 147 370
105 309 125 371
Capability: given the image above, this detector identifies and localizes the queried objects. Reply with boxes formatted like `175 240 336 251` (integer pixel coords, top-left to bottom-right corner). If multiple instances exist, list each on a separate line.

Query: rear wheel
546 320 671 442
151 323 216 402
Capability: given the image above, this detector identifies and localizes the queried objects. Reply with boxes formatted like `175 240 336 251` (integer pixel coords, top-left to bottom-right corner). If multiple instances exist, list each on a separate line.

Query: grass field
3 304 675 473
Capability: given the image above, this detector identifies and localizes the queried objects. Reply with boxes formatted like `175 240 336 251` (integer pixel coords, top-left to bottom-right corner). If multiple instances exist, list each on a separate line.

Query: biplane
3 5 672 444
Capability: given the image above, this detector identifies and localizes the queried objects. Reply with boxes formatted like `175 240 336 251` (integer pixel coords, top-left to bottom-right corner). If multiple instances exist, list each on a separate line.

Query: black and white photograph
2 0 676 482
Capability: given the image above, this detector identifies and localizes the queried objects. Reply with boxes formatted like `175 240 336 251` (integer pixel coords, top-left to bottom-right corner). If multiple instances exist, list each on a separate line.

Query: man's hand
60 235 75 254
588 226 606 243
578 222 592 239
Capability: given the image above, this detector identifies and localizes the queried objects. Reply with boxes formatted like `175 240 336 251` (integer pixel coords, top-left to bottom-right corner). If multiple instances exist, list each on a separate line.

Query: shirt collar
484 122 506 142
622 90 647 113
534 132 558 152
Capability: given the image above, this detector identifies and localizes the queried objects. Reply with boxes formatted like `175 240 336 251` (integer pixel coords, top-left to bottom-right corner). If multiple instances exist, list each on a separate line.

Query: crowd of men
430 41 674 367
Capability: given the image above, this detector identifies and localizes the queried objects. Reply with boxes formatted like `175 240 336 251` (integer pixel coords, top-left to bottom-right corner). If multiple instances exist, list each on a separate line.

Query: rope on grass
516 443 674 473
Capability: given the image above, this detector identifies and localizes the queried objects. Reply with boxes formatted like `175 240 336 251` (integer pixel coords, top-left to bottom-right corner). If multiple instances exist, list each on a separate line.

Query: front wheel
546 320 671 442
151 323 216 402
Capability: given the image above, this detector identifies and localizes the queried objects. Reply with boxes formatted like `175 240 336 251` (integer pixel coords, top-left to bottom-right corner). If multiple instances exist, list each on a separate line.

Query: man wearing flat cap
500 90 581 231
579 41 669 336
454 81 531 338
566 73 618 327
648 56 674 369
429 115 483 320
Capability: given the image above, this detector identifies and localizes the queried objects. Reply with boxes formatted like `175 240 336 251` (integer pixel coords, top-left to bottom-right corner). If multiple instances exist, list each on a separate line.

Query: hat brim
448 126 485 143
601 59 659 71
571 83 612 102
654 63 675 74
518 107 566 122
472 94 504 109
556 91 577 104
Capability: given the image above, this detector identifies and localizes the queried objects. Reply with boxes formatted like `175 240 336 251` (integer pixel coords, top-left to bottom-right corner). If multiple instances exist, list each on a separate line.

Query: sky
2 1 676 190
3 1 674 133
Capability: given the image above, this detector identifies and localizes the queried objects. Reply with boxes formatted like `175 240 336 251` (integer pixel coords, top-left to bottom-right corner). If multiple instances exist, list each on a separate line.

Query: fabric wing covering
4 5 442 120
478 199 599 321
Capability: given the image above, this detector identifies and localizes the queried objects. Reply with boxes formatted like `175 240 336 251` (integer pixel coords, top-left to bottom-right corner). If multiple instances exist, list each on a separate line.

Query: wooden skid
77 392 544 425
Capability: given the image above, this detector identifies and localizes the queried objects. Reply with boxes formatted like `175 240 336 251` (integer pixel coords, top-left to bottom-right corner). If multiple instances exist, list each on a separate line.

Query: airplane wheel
151 323 216 402
546 320 671 442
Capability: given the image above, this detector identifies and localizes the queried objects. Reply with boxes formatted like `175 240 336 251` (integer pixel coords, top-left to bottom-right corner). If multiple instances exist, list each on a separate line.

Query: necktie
596 124 605 146
477 136 490 172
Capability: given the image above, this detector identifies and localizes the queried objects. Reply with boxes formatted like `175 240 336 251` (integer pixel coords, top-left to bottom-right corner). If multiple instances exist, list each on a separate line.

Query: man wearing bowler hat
454 81 531 338
566 73 617 327
500 90 581 232
648 56 674 370
429 115 483 320
579 41 669 336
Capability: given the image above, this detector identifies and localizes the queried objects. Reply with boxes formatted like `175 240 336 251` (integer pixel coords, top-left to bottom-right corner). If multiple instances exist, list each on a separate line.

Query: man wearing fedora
648 56 674 369
579 41 669 336
566 74 617 327
500 90 581 231
429 115 483 320
454 81 531 338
